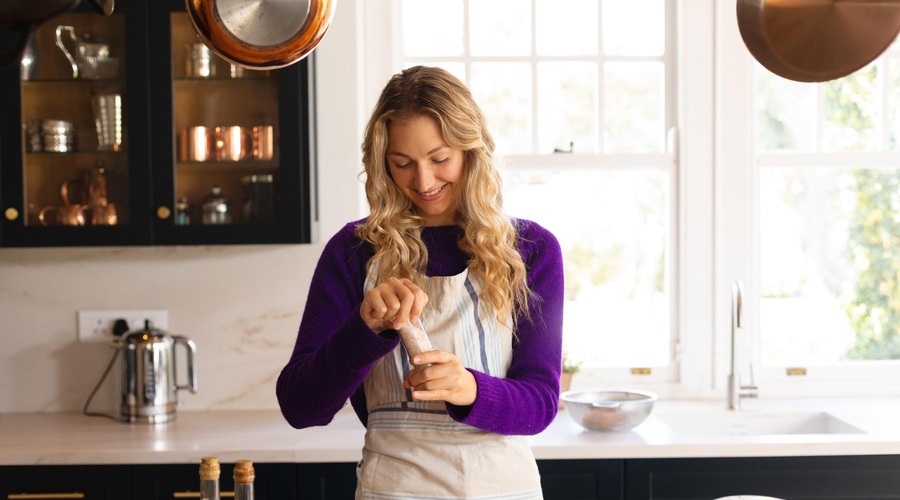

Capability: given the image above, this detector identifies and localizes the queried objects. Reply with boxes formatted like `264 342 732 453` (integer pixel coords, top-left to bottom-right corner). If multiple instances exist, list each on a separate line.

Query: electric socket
77 309 169 343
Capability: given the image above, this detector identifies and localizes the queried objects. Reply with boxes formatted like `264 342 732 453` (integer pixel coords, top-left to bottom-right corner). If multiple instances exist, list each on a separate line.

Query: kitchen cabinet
296 462 358 499
625 455 900 500
538 459 623 500
0 464 131 499
0 0 315 247
131 462 295 499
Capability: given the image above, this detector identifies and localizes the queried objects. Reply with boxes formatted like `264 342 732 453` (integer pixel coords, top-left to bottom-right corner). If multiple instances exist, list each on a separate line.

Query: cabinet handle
8 494 85 499
157 206 172 220
173 492 234 499
4 207 18 221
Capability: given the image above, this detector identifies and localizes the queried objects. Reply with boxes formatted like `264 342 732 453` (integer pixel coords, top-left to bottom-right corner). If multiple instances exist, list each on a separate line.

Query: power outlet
77 310 169 343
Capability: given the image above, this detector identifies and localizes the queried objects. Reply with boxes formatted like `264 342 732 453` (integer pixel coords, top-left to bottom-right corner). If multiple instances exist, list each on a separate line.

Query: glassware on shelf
175 196 191 225
201 185 232 225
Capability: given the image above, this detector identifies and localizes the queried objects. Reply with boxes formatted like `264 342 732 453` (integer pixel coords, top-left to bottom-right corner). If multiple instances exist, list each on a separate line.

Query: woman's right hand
360 277 428 333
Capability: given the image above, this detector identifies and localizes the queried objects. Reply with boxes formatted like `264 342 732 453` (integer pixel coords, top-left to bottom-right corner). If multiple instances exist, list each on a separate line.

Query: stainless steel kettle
120 320 197 423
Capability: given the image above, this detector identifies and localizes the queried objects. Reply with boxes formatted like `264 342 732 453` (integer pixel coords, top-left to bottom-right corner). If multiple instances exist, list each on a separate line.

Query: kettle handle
55 25 79 79
172 335 198 394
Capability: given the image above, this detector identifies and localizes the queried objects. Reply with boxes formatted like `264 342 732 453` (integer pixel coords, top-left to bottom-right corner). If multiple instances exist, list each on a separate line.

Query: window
393 0 679 382
718 30 900 395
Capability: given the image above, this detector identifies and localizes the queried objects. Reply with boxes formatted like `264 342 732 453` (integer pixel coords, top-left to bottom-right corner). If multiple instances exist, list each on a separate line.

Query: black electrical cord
82 318 130 422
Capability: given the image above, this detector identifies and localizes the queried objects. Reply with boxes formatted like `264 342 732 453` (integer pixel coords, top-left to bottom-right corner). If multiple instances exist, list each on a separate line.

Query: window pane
536 0 598 56
503 169 671 367
602 0 665 56
470 62 533 154
755 66 816 152
760 167 900 365
401 0 464 57
823 63 878 152
537 62 599 154
887 58 900 150
604 62 664 153
469 0 531 56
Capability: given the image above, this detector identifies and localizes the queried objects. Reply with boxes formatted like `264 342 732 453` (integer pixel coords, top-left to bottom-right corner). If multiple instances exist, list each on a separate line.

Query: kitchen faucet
728 281 758 410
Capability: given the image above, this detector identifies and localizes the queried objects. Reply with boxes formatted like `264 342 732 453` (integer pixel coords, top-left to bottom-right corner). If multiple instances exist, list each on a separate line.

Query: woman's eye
394 162 413 169
434 157 450 164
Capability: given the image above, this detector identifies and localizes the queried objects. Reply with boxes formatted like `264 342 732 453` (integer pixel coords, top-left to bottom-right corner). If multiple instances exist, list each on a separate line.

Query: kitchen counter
3 398 900 466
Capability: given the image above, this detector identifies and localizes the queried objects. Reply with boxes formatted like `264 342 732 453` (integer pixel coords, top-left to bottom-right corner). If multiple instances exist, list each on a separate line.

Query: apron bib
357 268 543 500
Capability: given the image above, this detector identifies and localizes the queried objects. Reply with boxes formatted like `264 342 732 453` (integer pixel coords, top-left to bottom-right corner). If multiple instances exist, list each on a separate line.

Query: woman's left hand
403 350 477 406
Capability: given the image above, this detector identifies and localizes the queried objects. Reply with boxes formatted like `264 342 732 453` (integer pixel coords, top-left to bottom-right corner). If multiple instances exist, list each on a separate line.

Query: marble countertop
3 398 900 466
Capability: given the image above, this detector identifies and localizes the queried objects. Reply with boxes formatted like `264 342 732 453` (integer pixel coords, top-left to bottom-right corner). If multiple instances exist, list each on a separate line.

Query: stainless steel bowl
561 389 657 431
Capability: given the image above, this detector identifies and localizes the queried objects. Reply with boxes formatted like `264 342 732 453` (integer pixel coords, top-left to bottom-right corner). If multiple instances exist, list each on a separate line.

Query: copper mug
251 125 274 160
215 126 252 161
91 203 118 225
179 126 215 162
39 204 89 226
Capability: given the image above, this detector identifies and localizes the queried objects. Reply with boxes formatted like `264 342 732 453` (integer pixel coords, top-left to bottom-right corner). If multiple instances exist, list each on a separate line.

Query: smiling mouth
417 184 446 200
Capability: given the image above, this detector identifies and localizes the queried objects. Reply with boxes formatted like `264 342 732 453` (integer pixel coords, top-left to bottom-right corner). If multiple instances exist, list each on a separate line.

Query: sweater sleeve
446 219 565 435
276 222 401 429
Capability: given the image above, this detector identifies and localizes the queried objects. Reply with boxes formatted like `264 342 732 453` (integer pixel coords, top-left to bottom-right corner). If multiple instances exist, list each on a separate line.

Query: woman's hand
360 277 428 333
404 350 477 406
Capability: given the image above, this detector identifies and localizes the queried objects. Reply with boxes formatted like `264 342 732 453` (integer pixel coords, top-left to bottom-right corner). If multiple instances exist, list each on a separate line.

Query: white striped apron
356 268 543 499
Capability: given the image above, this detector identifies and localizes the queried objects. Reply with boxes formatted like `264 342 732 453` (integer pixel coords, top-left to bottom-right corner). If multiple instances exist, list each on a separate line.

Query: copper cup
90 203 118 225
251 125 274 160
215 125 252 161
179 126 215 162
39 204 89 226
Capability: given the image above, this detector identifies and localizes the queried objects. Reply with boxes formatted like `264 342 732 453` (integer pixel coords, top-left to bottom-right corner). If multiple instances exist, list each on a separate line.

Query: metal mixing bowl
561 389 658 431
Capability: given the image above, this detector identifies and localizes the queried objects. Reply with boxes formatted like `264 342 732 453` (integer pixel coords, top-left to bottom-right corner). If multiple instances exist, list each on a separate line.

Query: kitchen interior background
0 2 371 414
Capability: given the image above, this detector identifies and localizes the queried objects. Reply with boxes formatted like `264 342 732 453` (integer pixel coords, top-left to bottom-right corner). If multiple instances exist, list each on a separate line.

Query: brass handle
8 494 85 499
4 207 18 221
173 492 235 498
157 206 172 220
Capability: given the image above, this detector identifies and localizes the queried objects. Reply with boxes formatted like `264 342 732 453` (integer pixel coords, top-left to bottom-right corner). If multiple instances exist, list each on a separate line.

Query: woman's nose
413 162 435 188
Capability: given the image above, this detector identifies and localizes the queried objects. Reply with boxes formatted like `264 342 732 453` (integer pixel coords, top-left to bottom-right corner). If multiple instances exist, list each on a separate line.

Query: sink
655 411 866 436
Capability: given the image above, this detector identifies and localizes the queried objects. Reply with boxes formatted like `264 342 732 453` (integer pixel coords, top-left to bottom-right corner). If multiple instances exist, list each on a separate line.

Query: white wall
0 2 366 414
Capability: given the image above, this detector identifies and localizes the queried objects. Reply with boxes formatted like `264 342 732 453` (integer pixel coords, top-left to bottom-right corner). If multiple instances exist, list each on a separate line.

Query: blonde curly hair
357 66 530 323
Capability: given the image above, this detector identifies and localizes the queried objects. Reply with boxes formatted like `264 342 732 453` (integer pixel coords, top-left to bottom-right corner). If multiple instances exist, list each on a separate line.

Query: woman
276 65 564 499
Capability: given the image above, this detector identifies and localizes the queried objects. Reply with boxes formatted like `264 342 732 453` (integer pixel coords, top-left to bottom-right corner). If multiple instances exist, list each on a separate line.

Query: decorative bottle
233 459 255 500
199 456 220 500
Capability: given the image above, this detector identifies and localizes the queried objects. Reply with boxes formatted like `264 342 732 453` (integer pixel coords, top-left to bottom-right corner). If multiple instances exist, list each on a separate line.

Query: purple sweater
276 218 564 436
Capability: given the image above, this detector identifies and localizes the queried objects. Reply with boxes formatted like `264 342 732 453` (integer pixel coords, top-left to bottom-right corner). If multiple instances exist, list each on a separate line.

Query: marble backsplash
0 244 326 414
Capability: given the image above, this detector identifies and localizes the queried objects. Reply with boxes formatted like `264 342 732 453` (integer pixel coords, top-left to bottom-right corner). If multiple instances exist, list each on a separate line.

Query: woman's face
386 114 464 227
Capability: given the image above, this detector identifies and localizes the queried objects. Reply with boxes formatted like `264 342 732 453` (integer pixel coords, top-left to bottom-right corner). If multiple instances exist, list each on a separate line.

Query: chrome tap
728 281 758 410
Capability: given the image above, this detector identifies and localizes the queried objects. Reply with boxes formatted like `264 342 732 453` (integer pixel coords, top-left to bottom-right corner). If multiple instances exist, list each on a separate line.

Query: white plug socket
77 309 169 343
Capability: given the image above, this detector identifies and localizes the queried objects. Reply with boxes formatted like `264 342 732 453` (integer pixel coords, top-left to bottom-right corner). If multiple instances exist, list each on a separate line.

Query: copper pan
737 0 900 82
185 0 336 71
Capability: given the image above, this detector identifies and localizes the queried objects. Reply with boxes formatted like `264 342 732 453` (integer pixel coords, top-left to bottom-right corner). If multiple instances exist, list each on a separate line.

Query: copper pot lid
186 0 335 70
737 0 900 83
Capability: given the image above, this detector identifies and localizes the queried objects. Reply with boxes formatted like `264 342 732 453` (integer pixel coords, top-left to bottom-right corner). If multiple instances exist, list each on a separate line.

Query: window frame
716 0 900 397
364 0 720 397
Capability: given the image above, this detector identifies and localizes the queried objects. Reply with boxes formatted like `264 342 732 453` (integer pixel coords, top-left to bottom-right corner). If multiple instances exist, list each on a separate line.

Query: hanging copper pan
186 0 335 70
737 0 900 83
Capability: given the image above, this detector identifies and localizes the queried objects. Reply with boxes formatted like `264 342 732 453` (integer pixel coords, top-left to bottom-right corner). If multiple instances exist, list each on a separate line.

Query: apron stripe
463 277 491 375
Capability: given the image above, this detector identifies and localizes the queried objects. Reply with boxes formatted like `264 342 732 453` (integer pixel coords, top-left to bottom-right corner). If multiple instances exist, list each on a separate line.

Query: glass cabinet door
22 13 129 227
1 1 152 246
169 12 279 228
148 2 314 245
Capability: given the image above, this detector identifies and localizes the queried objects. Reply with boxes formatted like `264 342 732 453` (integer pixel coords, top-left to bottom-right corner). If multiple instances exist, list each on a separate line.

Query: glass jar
201 185 231 225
